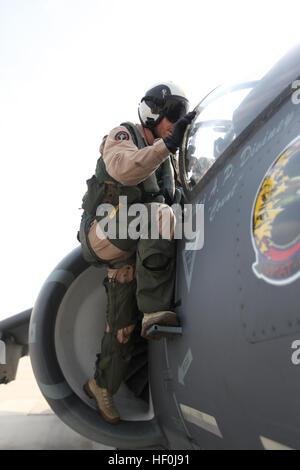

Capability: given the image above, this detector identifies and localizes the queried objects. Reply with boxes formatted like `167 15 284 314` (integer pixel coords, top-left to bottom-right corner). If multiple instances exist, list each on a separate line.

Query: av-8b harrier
1 45 300 450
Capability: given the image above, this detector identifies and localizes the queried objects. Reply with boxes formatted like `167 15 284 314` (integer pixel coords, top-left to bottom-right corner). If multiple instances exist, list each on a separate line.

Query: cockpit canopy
182 82 256 189
180 44 300 198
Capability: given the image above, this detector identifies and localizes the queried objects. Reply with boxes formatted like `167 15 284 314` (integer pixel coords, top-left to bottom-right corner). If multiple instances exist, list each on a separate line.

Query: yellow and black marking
252 138 300 285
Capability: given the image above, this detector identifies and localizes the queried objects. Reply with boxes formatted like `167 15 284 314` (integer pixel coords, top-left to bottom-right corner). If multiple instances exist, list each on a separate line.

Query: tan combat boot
141 311 180 340
83 378 120 424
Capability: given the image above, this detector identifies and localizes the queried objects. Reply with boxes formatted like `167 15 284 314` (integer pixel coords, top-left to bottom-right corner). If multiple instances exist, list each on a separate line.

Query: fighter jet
1 45 300 450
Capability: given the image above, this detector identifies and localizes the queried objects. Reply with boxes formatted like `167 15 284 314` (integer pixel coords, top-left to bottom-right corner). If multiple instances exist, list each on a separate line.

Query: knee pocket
142 253 171 271
137 239 175 273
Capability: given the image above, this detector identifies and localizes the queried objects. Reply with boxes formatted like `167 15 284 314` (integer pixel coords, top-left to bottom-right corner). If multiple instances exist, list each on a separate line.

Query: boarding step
146 325 183 340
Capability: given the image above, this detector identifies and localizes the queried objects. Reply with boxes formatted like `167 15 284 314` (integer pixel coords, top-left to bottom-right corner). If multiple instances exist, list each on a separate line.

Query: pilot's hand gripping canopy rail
78 81 195 424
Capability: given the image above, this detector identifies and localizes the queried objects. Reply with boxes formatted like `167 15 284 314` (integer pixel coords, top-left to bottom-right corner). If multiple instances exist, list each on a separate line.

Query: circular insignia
251 136 300 285
114 131 130 141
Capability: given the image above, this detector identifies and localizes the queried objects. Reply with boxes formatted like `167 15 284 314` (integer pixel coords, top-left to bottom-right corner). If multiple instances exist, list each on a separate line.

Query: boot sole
83 382 120 425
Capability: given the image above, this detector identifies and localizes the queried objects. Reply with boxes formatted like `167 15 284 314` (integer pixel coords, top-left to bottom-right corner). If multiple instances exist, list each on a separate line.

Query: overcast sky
0 0 299 320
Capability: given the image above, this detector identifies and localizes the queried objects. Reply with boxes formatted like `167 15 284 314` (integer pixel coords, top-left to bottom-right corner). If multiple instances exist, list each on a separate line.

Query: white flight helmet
138 82 189 129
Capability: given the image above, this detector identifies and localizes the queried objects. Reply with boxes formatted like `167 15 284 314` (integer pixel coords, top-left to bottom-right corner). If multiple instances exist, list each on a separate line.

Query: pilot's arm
102 125 170 186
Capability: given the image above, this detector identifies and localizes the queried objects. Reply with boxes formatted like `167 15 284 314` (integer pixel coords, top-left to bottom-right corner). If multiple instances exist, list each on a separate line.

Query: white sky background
0 0 299 320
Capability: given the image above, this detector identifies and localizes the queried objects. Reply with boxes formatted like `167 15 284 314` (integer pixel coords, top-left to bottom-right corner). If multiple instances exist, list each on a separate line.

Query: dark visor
163 97 188 123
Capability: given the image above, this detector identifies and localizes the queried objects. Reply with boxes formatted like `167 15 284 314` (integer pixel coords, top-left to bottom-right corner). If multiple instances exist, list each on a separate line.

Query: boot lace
103 389 115 408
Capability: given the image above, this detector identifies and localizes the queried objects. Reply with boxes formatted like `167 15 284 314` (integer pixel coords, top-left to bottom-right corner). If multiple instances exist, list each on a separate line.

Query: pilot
80 82 195 424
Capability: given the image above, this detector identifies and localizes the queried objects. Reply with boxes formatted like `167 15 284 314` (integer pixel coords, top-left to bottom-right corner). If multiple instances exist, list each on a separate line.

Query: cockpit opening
181 82 257 193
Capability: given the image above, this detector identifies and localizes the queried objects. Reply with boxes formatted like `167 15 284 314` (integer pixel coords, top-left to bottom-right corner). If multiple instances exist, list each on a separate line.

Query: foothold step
146 325 183 340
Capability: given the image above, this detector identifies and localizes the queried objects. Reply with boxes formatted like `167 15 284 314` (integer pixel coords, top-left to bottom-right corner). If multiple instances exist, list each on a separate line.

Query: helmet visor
163 97 189 123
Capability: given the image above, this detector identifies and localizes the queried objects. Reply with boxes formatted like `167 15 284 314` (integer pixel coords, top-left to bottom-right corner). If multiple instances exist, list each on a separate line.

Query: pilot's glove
163 111 196 154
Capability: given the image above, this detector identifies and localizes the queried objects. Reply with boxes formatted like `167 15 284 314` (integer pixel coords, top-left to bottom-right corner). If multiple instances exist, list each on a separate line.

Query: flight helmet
138 82 189 129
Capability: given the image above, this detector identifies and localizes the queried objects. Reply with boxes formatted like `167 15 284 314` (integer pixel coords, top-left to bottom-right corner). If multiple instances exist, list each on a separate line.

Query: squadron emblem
251 136 300 285
114 131 130 141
